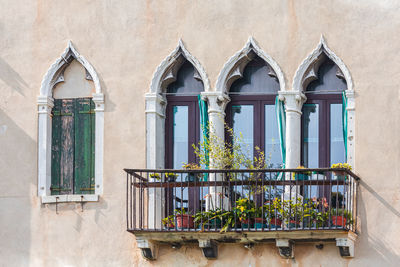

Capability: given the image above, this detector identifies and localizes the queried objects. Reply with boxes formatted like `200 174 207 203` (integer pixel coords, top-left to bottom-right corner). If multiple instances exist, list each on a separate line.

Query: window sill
41 194 99 204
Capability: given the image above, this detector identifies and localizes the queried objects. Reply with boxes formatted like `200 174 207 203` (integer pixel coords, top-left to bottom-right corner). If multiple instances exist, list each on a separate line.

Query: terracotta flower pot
164 223 175 229
176 214 194 229
254 217 267 229
288 220 301 228
270 218 282 228
331 216 347 226
240 218 254 228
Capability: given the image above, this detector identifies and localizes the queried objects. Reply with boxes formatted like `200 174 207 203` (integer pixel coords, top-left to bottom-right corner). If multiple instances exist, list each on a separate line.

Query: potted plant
286 198 304 228
165 172 178 182
331 208 353 227
331 163 352 180
268 198 283 229
182 163 201 182
194 208 228 230
162 215 175 229
303 197 329 228
149 173 161 181
234 198 255 229
175 209 194 229
254 205 268 229
292 166 312 181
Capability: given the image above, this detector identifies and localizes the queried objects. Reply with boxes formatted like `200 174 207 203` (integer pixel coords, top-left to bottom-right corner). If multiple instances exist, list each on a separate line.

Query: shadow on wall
358 180 400 266
0 108 35 265
0 57 28 96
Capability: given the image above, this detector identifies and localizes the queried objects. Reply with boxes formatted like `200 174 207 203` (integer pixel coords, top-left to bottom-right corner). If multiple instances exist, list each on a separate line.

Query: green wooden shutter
51 99 74 195
51 100 62 195
74 98 95 194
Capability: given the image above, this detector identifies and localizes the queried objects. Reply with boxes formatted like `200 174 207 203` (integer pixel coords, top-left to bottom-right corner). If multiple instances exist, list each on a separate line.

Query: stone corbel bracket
276 239 294 259
199 239 218 259
136 238 158 261
336 237 355 258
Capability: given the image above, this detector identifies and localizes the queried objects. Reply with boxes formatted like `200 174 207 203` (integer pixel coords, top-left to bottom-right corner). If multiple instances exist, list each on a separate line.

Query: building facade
1 0 400 266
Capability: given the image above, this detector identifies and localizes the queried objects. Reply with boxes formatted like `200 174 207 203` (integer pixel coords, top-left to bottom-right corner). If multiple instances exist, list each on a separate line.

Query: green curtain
198 95 209 181
342 92 348 161
275 96 286 179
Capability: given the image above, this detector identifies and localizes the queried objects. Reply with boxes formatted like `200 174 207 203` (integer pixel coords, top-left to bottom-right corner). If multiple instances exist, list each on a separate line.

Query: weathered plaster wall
0 0 400 266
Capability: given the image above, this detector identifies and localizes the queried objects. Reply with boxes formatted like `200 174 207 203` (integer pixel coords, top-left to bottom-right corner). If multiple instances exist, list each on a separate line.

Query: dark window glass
226 57 282 169
302 104 319 168
330 103 345 165
232 105 254 160
165 60 204 213
301 58 346 168
265 105 282 167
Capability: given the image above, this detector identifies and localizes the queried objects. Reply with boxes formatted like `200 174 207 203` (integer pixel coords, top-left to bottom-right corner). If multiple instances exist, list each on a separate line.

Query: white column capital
145 93 167 118
92 93 105 112
201 92 230 116
278 91 306 115
37 96 54 114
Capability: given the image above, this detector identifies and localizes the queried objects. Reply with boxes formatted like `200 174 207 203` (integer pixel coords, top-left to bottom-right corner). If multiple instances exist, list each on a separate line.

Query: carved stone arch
292 35 355 168
40 41 102 98
37 41 104 202
292 36 353 93
215 37 286 94
149 39 210 95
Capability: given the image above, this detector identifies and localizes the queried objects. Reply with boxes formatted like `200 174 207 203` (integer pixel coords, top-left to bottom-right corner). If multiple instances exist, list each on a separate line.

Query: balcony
124 168 360 259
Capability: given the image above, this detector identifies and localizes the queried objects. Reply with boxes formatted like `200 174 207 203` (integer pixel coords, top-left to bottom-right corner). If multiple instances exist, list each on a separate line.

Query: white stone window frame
145 40 211 228
212 37 287 160
37 41 104 204
291 36 355 168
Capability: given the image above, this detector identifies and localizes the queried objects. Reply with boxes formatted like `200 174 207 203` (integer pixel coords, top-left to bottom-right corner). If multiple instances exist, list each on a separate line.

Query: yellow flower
240 207 245 212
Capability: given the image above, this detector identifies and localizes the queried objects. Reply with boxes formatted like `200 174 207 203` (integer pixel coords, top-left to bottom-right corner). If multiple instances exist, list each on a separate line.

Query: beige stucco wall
1 0 400 266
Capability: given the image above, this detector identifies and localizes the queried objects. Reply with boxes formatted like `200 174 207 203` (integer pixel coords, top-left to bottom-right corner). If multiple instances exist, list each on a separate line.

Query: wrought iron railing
125 168 359 233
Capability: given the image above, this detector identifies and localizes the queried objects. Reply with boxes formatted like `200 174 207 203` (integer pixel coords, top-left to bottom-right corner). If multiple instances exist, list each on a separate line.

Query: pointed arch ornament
150 39 211 95
292 35 355 168
293 36 353 93
145 40 211 228
37 42 104 202
215 37 286 94
145 39 210 168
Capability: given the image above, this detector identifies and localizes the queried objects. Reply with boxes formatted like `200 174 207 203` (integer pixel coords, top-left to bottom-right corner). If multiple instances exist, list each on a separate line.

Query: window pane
172 105 188 210
330 104 345 165
232 105 253 161
173 106 188 170
302 104 319 167
265 105 282 168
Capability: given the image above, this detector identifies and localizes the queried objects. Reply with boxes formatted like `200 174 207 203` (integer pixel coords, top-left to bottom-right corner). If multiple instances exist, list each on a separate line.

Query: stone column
278 91 306 169
201 92 230 210
92 93 104 195
345 90 355 169
37 96 54 197
278 91 306 225
145 92 166 229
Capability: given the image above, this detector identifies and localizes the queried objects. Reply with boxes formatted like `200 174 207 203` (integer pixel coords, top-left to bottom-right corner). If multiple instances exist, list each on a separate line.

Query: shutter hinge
78 110 95 114
52 111 73 116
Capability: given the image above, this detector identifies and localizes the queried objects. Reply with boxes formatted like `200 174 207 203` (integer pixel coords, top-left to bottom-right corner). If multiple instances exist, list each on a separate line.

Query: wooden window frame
225 94 277 159
301 93 342 168
165 95 201 214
